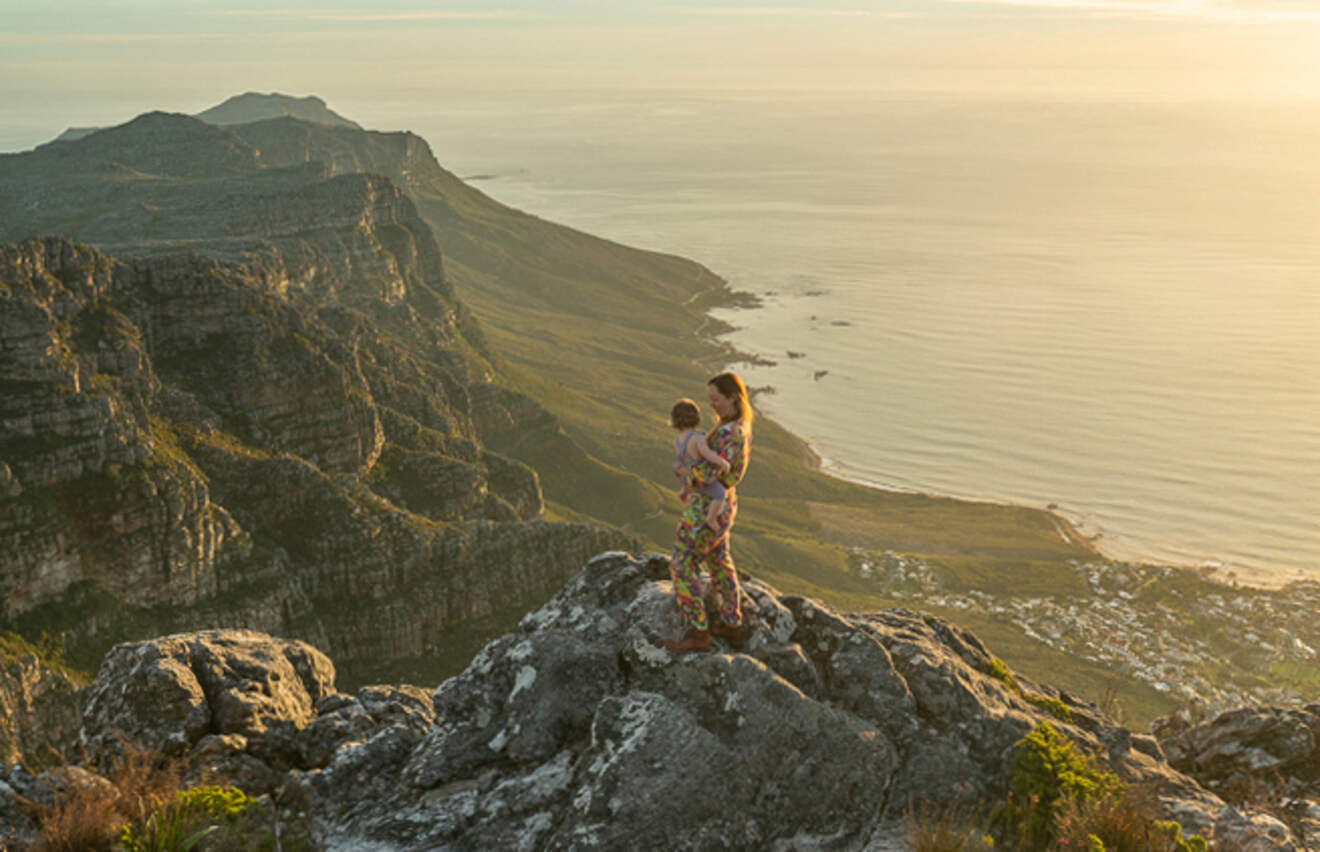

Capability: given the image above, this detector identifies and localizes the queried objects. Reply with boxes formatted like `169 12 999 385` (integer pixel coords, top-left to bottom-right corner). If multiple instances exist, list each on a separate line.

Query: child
670 398 732 531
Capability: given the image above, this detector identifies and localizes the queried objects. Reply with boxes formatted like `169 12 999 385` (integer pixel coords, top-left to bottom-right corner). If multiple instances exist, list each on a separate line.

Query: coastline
787 410 1291 591
694 275 1107 557
694 284 1290 593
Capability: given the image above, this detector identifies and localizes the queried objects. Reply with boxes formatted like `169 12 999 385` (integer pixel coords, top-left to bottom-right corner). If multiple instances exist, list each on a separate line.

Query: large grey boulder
77 629 432 796
80 629 335 767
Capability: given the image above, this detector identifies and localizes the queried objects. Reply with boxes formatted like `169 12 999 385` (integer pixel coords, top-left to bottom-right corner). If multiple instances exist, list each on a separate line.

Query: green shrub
118 786 260 852
985 657 1074 722
986 657 1021 694
1026 694 1073 722
998 722 1120 848
1153 820 1209 852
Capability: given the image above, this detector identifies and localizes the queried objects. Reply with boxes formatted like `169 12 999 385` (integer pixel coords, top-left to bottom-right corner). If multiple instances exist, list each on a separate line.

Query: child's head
669 398 702 430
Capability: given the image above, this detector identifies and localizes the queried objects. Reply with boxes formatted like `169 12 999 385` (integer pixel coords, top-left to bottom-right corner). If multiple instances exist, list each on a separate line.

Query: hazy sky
2 0 1318 147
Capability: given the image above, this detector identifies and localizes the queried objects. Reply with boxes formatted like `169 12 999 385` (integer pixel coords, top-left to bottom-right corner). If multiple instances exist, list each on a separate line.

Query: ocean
386 89 1320 586
8 89 1319 585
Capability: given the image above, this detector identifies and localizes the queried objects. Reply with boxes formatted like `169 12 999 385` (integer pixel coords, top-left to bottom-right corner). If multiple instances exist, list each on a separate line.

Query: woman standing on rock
667 372 754 654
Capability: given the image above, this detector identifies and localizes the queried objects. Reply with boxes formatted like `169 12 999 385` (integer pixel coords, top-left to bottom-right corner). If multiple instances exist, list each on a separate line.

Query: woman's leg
670 501 715 631
704 497 742 627
705 533 742 627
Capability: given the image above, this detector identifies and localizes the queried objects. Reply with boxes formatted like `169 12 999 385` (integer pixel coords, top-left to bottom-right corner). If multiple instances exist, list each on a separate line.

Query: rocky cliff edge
1 552 1300 850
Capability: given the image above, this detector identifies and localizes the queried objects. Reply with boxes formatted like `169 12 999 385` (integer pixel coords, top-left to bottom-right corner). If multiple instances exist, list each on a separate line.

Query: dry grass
1217 769 1304 843
907 801 996 852
1096 677 1127 727
1053 783 1212 852
25 744 184 852
27 781 121 852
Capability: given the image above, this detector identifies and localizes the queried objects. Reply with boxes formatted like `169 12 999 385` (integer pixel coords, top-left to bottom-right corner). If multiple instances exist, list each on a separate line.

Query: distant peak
196 92 362 130
36 110 263 179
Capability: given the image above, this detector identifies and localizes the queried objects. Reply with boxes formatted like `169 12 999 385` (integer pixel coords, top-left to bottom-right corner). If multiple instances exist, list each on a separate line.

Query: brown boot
666 628 711 654
709 620 751 648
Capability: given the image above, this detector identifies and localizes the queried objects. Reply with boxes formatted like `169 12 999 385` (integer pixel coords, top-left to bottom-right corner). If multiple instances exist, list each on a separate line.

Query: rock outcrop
22 555 1299 851
0 640 85 767
1154 705 1320 847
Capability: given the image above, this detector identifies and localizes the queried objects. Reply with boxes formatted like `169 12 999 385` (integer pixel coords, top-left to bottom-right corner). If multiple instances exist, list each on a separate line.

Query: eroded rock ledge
1 554 1302 850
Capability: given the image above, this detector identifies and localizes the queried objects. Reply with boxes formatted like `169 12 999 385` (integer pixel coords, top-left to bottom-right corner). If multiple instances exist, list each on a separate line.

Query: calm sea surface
9 90 1320 584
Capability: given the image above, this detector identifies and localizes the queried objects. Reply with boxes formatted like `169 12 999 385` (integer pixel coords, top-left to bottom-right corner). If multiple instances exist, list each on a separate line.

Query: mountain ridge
45 92 361 146
0 109 636 686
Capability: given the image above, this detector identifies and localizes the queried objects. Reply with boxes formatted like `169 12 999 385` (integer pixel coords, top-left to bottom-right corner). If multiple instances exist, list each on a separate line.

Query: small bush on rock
118 786 260 851
1026 694 1072 723
25 745 309 852
997 722 1121 848
994 726 1211 851
986 657 1021 694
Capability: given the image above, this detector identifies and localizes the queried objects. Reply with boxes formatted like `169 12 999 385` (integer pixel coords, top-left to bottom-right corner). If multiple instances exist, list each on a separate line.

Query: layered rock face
0 112 634 688
12 556 1297 851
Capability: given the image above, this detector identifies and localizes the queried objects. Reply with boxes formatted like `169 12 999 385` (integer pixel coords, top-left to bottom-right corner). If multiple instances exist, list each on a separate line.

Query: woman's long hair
707 371 754 439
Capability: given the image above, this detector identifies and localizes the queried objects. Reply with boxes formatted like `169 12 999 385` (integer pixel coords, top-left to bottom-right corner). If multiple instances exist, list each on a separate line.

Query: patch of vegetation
997 722 1122 848
1026 694 1073 723
1267 660 1320 694
10 582 170 679
907 801 996 851
986 657 1021 694
990 723 1211 851
144 415 208 484
69 303 143 356
175 423 271 461
28 744 312 852
1054 787 1211 851
0 631 87 686
118 786 276 852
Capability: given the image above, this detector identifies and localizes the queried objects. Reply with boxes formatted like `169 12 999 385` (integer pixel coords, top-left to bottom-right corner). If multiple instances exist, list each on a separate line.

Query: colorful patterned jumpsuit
670 420 751 631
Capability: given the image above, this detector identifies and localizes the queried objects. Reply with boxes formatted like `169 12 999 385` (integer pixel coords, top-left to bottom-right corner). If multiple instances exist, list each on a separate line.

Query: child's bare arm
693 435 731 471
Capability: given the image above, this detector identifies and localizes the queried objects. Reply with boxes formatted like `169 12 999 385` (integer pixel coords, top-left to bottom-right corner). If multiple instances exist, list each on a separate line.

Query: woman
666 371 754 654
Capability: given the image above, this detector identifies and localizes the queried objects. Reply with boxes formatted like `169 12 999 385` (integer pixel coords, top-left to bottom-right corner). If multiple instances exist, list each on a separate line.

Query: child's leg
704 498 725 529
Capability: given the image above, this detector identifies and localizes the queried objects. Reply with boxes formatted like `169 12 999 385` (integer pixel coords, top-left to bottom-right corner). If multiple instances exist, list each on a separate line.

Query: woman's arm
714 424 749 488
